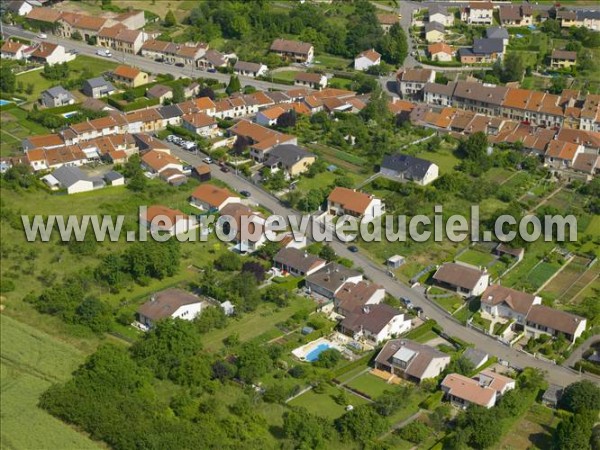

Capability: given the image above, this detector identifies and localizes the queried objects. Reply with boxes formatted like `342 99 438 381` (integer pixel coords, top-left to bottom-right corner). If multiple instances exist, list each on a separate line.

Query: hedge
107 96 159 112
332 352 374 378
574 360 600 376
42 103 83 115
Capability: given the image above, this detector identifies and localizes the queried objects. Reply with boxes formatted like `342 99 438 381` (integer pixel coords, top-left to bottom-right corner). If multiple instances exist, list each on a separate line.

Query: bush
399 421 431 443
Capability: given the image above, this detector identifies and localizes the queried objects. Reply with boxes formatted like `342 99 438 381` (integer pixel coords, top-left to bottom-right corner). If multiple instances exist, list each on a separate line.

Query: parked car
414 306 423 315
348 245 359 253
166 135 178 142
221 166 230 173
175 62 185 67
207 68 216 73
240 190 251 198
38 33 47 39
400 297 413 309
203 157 213 164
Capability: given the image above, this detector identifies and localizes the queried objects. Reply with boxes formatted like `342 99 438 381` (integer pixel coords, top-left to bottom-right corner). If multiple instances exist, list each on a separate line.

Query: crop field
0 315 101 450
541 256 592 302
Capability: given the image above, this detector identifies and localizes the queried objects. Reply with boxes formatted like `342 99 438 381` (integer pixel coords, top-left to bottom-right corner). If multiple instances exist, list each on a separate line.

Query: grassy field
288 384 370 419
1 108 50 156
492 403 557 450
0 314 102 450
415 145 460 175
456 248 495 267
541 256 590 302
431 294 464 314
345 372 395 399
16 56 118 103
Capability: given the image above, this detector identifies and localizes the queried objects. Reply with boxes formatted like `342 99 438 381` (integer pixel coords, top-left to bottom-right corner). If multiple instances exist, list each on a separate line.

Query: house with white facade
327 187 385 221
432 262 490 297
273 247 326 277
339 304 411 344
441 373 497 409
480 284 542 325
525 305 587 343
233 60 268 78
142 205 195 236
354 49 381 71
380 153 439 185
305 263 363 300
137 288 205 329
462 1 494 25
190 184 240 211
396 69 436 100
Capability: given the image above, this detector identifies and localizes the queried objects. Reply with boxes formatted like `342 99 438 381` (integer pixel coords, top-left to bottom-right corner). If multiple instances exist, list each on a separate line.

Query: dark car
175 62 185 67
414 306 423 315
240 190 251 198
348 245 359 253
207 68 216 73
221 166 230 173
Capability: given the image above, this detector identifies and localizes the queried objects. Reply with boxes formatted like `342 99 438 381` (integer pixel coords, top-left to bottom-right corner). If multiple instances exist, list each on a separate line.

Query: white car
96 49 112 58
203 157 213 164
38 33 47 39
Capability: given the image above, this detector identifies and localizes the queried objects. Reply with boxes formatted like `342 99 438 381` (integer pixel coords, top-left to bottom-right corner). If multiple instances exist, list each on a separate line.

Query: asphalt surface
166 140 597 388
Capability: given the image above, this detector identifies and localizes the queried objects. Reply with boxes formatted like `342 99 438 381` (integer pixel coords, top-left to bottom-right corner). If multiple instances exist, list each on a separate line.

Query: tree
319 244 336 261
501 53 525 82
0 66 16 93
171 84 184 103
554 412 596 450
276 109 297 128
214 252 242 272
429 404 452 433
541 19 561 38
399 421 431 444
241 261 266 283
75 297 111 332
378 23 408 65
232 135 249 155
457 406 499 449
335 405 388 443
72 30 83 41
236 341 273 382
198 86 215 99
559 380 600 414
313 348 342 368
447 354 475 376
226 75 241 95
360 86 391 124
373 386 414 416
549 75 567 95
456 132 489 162
262 284 293 307
283 407 331 449
25 83 34 95
164 10 177 27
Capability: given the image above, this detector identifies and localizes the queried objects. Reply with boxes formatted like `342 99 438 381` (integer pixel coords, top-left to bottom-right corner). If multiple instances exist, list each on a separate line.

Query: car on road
38 33 47 39
413 306 423 315
166 135 178 142
207 68 216 73
240 190 251 198
221 166 230 173
203 157 213 164
400 297 413 309
175 62 185 67
96 49 112 57
348 245 359 253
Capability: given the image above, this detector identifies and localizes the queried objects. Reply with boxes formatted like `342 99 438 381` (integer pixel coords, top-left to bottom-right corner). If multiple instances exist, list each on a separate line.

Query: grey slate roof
263 144 314 168
52 166 103 188
429 4 448 16
45 86 75 99
104 170 123 182
486 27 509 40
234 60 263 73
424 82 456 97
85 76 114 89
463 348 488 369
425 22 445 33
306 263 362 295
381 153 435 180
158 104 183 119
472 38 504 55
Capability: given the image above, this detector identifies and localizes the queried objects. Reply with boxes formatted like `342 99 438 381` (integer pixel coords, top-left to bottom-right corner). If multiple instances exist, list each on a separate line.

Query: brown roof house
441 373 497 408
334 281 386 316
305 263 363 300
141 205 195 236
218 203 268 253
354 49 381 71
270 38 314 63
190 184 240 211
375 339 451 383
273 247 326 277
327 187 385 221
396 69 436 99
432 262 490 297
137 288 205 330
480 284 542 325
112 65 148 88
294 72 328 90
525 305 587 343
339 303 410 344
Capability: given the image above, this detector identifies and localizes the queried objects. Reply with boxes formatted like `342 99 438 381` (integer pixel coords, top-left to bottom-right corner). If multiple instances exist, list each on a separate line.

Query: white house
0 40 28 60
480 284 542 325
327 187 385 221
380 153 439 185
441 373 497 409
190 184 240 211
354 49 381 71
294 72 328 90
273 247 326 277
141 150 183 175
432 262 490 297
477 370 516 397
40 86 76 108
6 1 34 17
42 166 105 194
30 43 76 66
137 289 205 329
396 69 436 99
525 305 587 343
181 112 218 137
142 205 195 236
218 202 269 253
429 4 454 26
462 1 494 25
305 263 363 300
233 60 268 78
340 304 411 344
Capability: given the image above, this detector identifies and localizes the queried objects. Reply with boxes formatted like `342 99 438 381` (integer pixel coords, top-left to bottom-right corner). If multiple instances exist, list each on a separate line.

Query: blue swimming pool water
62 111 78 118
305 343 331 362
0 100 12 106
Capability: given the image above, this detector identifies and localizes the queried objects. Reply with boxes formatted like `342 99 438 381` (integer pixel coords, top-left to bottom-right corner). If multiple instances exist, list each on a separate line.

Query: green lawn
456 249 495 267
526 261 561 290
416 147 460 174
313 54 352 70
0 315 101 450
432 295 464 314
288 384 369 419
346 372 395 399
492 403 557 450
1 108 51 156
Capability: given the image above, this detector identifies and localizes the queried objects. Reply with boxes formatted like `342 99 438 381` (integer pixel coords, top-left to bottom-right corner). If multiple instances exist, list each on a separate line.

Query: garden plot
541 256 593 302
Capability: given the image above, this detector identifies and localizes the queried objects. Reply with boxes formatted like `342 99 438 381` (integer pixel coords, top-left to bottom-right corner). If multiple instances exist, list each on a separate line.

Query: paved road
166 141 597 388
4 25 294 91
563 335 600 369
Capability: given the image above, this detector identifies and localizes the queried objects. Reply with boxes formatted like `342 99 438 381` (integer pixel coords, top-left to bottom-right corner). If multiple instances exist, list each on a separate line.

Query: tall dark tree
226 75 242 95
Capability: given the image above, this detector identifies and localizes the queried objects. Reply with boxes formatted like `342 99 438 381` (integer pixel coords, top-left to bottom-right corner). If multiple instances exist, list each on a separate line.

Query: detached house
377 14 400 33
525 305 587 343
428 43 455 62
218 203 269 253
462 2 494 25
340 304 410 344
441 373 497 409
480 284 542 325
142 205 195 235
428 5 454 26
334 281 386 317
82 77 116 98
233 60 268 78
459 38 504 64
270 38 314 63
544 140 583 170
197 49 228 70
354 49 381 71
375 340 451 383
262 143 316 178
112 65 148 88
273 247 326 277
141 150 183 175
396 69 436 99
190 184 240 211
294 72 327 90
30 43 75 66
137 289 205 329
41 86 76 108
432 262 490 297
97 24 145 55
551 50 577 70
380 154 439 185
424 22 446 43
5 1 33 17
327 187 385 221
305 263 363 300
0 40 28 60
499 4 534 27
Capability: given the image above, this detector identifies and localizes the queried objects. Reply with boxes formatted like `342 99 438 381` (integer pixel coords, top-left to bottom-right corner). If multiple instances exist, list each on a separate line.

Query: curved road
165 142 597 388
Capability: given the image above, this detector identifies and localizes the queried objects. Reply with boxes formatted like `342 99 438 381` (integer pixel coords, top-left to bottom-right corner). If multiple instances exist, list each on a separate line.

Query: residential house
499 4 534 27
141 40 208 66
571 153 600 181
580 95 600 132
462 2 494 25
81 77 116 98
97 24 145 55
114 10 146 30
42 166 104 194
429 4 454 26
354 49 381 71
339 304 410 344
424 22 446 43
141 150 183 175
477 370 516 396
29 42 75 66
377 13 400 33
197 49 228 70
191 164 211 182
396 69 436 99
0 40 28 60
5 1 34 17
25 7 62 29
453 81 508 116
142 205 195 235
459 38 505 64
124 108 163 134
427 43 455 62
137 289 205 329
334 281 386 315
104 170 124 186
40 86 76 108
480 284 542 325
551 50 577 70
146 84 173 103
486 27 509 48
228 119 297 162
423 82 456 107
112 65 148 88
27 145 88 172
273 247 326 277
441 373 497 408
327 187 385 220
181 112 218 137
190 184 240 211
157 104 184 126
262 144 316 178
432 262 490 297
525 305 587 343
305 263 363 300
23 133 65 151
218 202 268 253
233 60 268 78
375 339 452 383
269 38 314 63
462 348 489 369
556 9 600 31
544 140 583 170
380 153 439 185
294 72 327 90
255 106 287 126
56 12 110 40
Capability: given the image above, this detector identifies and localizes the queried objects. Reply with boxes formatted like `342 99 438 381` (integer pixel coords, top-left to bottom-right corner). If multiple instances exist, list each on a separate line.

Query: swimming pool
305 343 332 362
62 111 78 118
0 100 12 106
